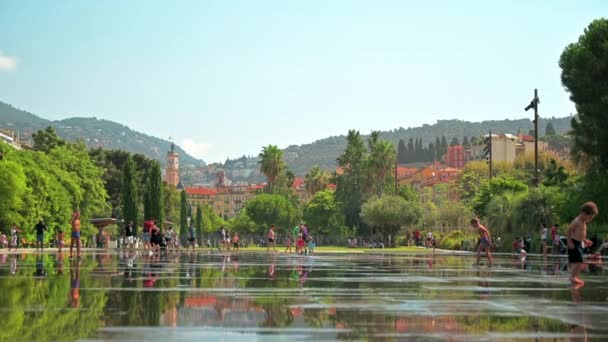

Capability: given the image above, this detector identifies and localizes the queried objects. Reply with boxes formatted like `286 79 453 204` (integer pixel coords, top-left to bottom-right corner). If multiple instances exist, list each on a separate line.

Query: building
0 128 32 150
164 142 180 186
446 145 465 169
185 177 311 219
469 133 548 164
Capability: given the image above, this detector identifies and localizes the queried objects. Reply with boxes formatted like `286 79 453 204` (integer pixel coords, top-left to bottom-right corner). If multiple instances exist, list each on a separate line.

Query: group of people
267 223 315 255
473 201 600 286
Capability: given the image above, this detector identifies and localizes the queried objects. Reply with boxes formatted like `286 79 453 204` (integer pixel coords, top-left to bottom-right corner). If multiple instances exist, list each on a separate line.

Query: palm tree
370 140 396 196
305 165 330 195
258 145 285 193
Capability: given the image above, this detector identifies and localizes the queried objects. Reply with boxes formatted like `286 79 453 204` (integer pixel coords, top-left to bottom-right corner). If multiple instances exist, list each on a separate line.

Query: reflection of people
33 254 46 278
567 202 598 285
70 212 81 258
471 218 493 267
69 259 81 308
569 284 588 342
10 255 18 275
56 252 64 275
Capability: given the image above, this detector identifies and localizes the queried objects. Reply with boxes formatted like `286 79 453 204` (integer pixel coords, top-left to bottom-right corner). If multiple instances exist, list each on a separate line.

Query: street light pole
525 89 540 186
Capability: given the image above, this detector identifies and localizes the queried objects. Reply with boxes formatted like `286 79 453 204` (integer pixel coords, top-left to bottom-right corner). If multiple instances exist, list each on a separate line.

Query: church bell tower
164 141 179 186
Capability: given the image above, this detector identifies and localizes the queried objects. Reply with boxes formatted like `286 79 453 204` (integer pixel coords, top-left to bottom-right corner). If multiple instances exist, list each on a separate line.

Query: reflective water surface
1 251 607 341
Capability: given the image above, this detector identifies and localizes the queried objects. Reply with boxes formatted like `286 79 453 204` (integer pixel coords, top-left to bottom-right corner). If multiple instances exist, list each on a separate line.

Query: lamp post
525 89 540 186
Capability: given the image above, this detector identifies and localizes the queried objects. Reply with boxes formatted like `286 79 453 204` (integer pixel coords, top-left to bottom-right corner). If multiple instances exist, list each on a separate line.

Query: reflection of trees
104 256 180 326
0 255 107 342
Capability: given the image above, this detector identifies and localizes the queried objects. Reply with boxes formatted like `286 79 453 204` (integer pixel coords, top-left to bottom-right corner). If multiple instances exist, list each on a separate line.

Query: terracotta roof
185 187 218 196
520 135 535 142
291 177 305 188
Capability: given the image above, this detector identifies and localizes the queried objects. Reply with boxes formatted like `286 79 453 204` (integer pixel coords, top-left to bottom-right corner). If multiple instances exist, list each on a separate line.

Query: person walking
267 225 277 253
567 202 599 285
124 221 135 250
471 218 493 267
9 224 21 252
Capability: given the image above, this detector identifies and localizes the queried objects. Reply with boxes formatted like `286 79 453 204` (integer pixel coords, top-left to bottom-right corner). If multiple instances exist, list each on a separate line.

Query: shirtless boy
567 201 599 285
70 212 81 258
471 218 493 267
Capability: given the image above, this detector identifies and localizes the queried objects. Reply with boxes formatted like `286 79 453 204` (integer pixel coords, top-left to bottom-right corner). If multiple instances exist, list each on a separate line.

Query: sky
0 1 604 163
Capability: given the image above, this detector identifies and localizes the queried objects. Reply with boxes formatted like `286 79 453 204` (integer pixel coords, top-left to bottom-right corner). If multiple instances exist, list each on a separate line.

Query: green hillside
0 101 204 166
281 117 572 175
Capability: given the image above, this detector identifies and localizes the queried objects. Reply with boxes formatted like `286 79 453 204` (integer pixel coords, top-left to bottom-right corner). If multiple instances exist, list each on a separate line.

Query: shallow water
0 251 607 341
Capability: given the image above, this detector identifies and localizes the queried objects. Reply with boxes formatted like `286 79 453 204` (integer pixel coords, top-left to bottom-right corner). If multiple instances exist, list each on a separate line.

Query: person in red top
296 233 305 254
267 225 277 253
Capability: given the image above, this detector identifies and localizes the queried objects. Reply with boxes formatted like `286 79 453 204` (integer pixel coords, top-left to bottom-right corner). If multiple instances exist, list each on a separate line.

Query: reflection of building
164 142 180 186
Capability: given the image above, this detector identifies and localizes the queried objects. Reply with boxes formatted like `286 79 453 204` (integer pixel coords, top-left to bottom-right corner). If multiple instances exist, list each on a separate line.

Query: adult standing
187 223 197 251
34 219 47 251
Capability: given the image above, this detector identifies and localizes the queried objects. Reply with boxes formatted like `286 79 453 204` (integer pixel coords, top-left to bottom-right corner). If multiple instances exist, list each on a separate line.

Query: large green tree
244 194 299 232
472 176 528 216
302 190 346 236
121 155 139 232
559 18 608 169
334 130 366 230
360 195 421 243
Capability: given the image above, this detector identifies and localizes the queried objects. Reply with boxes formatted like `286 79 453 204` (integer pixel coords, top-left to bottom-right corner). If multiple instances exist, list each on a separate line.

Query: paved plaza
0 251 607 341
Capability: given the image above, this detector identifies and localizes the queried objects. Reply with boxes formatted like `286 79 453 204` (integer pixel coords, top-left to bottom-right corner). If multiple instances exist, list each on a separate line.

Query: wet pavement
0 250 607 341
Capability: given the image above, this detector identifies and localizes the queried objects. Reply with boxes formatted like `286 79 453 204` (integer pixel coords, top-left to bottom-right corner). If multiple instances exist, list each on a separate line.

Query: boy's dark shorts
568 239 584 263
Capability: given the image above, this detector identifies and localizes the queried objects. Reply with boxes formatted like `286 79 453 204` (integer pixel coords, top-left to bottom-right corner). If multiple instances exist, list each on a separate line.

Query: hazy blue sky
0 1 604 163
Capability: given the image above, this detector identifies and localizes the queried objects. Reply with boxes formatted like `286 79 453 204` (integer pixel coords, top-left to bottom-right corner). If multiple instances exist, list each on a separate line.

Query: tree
258 145 285 193
485 191 519 233
244 194 299 232
543 159 569 187
398 185 419 202
145 161 164 227
360 195 421 243
334 130 366 229
462 136 470 147
32 126 66 153
195 204 203 243
407 138 415 163
0 160 27 227
121 156 139 233
450 137 460 146
180 189 188 234
397 139 407 164
513 187 565 231
302 190 346 236
367 140 396 196
440 136 448 157
545 122 556 136
304 165 330 196
560 19 608 169
472 176 528 216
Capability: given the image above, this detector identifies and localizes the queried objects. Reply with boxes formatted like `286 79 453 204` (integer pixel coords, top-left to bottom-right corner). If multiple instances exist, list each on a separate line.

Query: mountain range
0 101 204 167
1 100 572 181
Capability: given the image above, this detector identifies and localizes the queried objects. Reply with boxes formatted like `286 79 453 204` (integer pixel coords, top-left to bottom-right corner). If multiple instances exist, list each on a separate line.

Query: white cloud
0 51 17 71
181 138 211 159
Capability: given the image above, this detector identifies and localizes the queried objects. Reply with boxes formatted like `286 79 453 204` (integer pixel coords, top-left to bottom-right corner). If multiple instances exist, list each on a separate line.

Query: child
0 232 8 248
267 225 277 253
57 230 65 253
567 202 599 285
285 235 292 254
70 212 81 258
232 233 240 252
296 233 305 255
307 236 315 255
471 218 493 267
